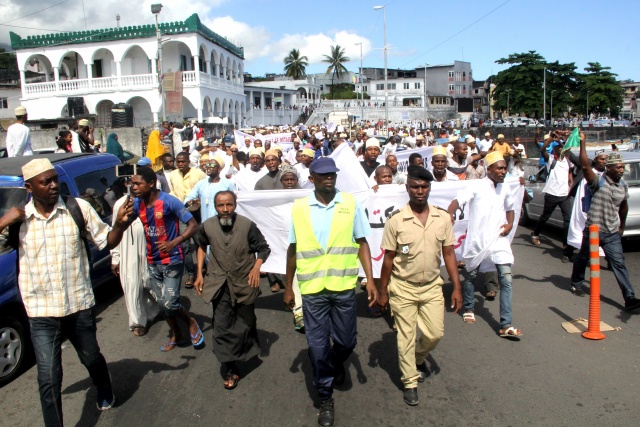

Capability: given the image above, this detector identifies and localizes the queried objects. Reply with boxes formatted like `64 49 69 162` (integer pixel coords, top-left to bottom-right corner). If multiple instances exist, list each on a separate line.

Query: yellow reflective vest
291 193 360 295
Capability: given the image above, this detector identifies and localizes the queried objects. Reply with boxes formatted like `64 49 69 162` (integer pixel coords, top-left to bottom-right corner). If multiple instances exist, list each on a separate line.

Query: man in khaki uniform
378 165 462 406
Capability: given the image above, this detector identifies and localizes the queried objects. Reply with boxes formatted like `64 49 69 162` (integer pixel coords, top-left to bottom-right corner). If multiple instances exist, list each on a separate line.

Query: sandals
270 284 281 293
531 233 541 246
224 373 240 390
191 324 205 347
499 326 523 338
486 291 497 301
457 261 466 269
132 327 145 337
293 309 305 333
184 276 194 289
462 311 476 324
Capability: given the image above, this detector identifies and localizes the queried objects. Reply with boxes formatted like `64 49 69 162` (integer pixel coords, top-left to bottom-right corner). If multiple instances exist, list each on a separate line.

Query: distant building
620 81 639 120
10 14 246 126
355 61 473 112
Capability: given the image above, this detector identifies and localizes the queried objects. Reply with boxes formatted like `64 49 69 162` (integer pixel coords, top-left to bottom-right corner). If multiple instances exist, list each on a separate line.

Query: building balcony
22 72 244 99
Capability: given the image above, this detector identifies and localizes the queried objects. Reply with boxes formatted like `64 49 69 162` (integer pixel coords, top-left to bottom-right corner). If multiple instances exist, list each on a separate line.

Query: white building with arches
10 14 246 126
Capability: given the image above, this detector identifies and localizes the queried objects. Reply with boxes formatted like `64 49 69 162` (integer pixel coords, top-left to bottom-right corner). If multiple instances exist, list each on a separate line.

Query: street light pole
423 64 428 126
550 90 556 127
586 91 590 120
506 89 511 117
152 4 165 123
543 67 546 125
355 42 363 123
374 5 388 135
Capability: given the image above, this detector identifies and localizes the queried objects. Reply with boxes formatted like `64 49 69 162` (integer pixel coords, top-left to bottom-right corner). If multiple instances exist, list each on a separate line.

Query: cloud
269 30 372 66
202 16 270 61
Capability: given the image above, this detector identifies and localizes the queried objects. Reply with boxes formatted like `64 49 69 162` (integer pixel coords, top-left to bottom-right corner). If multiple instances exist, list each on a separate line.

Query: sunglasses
205 163 220 168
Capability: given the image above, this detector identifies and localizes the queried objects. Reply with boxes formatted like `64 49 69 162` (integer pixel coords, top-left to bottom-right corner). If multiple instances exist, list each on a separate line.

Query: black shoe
625 297 640 311
318 398 335 427
332 360 346 386
416 362 430 383
403 387 419 406
562 256 571 263
571 285 586 297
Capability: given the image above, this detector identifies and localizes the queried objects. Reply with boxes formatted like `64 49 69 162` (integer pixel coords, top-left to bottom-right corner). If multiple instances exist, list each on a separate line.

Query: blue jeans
147 262 184 315
571 230 635 300
302 289 357 400
29 309 112 427
463 264 513 328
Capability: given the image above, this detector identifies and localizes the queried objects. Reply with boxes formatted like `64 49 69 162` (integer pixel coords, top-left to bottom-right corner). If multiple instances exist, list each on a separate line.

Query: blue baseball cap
549 141 561 151
137 157 152 166
309 157 340 174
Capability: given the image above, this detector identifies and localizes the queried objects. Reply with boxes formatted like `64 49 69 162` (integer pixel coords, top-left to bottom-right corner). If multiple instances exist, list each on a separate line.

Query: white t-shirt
70 130 82 153
479 138 493 152
6 123 33 157
382 143 397 156
513 143 527 158
543 155 570 197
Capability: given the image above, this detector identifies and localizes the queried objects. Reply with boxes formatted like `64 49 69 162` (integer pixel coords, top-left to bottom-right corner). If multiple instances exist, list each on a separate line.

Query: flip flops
160 341 177 352
224 373 240 390
191 324 205 347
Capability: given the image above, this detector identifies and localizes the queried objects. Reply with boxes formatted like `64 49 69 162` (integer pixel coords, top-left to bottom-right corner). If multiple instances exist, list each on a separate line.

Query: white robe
456 177 515 271
233 167 268 191
111 196 157 329
568 170 605 255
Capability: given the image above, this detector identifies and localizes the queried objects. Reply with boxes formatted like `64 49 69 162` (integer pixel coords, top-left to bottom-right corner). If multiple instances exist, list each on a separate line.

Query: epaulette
433 205 448 212
386 209 401 219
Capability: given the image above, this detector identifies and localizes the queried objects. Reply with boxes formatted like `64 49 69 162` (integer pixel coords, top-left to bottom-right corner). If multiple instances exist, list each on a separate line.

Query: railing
23 71 243 98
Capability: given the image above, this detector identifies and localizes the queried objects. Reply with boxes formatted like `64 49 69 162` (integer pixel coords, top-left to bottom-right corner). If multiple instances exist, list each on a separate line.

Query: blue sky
2 0 638 81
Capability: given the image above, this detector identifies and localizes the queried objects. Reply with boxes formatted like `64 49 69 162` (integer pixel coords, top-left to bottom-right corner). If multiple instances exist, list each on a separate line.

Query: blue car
0 153 123 386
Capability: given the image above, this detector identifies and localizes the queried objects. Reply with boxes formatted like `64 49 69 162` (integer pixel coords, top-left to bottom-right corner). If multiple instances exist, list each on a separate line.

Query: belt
391 274 442 287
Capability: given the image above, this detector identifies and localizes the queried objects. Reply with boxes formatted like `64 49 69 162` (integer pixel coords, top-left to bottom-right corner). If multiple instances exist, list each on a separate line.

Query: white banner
236 145 524 276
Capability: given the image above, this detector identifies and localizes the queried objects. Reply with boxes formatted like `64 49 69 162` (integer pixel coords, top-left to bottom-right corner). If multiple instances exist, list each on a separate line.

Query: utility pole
550 90 556 126
374 5 388 135
355 42 363 123
543 67 546 124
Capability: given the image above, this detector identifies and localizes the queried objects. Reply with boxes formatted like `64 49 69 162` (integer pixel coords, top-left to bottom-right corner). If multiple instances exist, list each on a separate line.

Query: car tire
0 318 29 387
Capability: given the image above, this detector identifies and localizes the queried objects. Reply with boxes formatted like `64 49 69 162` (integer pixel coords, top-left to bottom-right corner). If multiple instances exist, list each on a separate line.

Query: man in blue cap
531 132 574 262
285 157 378 427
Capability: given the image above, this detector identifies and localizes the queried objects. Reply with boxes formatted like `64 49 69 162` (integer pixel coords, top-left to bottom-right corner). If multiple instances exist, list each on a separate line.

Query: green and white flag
561 127 580 154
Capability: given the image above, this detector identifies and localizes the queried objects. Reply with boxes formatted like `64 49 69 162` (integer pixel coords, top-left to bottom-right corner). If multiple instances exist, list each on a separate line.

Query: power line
398 0 513 69
0 0 70 26
0 23 66 32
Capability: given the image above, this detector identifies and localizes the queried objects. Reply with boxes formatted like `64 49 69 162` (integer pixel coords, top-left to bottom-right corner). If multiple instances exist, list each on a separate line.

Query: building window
448 84 454 91
0 98 7 109
363 86 368 92
448 71 454 78
403 83 410 90
387 83 396 90
415 82 421 89
376 83 384 91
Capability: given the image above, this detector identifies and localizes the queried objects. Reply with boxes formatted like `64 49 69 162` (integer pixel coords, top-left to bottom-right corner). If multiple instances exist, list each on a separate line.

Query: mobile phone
115 164 137 177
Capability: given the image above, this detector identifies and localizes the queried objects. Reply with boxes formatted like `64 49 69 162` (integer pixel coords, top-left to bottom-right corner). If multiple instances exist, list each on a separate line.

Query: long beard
219 217 234 227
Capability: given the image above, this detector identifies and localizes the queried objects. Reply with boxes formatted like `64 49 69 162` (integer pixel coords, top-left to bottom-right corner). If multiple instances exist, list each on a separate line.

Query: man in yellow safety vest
285 157 377 427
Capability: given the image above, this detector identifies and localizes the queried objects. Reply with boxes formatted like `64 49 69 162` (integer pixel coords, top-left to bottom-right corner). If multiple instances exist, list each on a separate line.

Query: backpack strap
61 195 92 261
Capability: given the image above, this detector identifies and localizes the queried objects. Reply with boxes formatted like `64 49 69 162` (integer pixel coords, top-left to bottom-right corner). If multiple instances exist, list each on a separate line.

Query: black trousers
533 193 574 254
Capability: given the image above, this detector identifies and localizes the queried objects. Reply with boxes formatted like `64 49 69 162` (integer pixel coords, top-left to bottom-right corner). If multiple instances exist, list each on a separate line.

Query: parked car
521 151 640 238
0 153 122 386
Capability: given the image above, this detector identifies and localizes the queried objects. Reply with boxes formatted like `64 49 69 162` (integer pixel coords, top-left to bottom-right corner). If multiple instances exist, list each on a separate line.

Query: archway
59 51 87 79
210 50 219 76
127 96 153 126
182 96 197 120
213 98 221 117
91 48 116 78
162 41 193 72
24 54 53 81
121 45 150 76
203 96 213 119
95 100 115 127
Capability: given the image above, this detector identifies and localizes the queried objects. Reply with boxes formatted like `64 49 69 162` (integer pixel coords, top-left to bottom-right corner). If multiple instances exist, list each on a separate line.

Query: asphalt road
2 224 640 427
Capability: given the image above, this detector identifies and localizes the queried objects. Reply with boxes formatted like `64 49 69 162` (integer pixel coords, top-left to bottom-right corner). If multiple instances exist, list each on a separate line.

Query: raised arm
579 131 597 185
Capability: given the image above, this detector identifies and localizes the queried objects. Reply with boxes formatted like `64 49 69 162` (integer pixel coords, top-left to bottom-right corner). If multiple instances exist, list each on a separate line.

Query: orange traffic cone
582 225 605 340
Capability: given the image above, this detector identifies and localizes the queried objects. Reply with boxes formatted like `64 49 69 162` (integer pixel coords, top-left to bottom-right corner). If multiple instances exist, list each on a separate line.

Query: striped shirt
587 174 628 234
18 197 110 317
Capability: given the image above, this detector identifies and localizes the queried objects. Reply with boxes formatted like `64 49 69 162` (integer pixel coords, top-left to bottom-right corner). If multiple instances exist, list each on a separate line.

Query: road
2 224 640 426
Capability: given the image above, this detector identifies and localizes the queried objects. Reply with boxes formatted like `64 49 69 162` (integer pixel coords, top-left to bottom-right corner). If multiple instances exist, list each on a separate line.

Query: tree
574 62 624 118
492 51 547 118
322 45 350 98
283 49 308 80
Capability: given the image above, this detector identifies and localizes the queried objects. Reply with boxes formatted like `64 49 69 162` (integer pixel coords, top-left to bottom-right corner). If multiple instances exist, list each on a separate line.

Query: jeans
29 309 112 427
533 193 574 252
571 230 636 300
302 289 357 400
147 262 184 315
463 264 514 328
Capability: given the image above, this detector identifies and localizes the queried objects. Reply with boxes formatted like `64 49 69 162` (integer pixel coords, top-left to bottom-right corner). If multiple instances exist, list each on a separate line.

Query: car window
59 182 71 197
623 162 640 187
74 167 116 219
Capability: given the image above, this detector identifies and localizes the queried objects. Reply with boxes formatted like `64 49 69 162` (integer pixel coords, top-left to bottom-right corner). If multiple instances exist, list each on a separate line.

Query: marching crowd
2 105 639 427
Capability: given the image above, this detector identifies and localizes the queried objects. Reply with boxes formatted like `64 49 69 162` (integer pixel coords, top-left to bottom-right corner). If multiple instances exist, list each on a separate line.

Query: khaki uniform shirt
381 203 455 284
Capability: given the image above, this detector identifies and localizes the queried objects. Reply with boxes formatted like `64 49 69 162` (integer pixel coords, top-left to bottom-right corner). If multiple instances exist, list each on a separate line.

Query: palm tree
322 45 350 98
283 49 308 80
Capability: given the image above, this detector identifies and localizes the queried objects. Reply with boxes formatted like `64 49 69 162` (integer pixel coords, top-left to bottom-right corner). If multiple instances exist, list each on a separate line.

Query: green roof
9 13 244 59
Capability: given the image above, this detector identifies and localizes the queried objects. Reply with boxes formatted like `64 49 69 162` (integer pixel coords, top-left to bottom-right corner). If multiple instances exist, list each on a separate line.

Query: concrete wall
0 126 145 155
